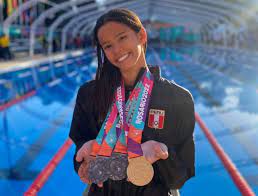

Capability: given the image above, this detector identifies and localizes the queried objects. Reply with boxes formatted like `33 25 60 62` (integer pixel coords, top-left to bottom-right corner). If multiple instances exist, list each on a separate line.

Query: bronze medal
126 156 154 186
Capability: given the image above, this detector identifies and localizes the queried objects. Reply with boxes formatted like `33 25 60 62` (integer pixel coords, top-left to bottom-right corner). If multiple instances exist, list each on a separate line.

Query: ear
138 27 147 44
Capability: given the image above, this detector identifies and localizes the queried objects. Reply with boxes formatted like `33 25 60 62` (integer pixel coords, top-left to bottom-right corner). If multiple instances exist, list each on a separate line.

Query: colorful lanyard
127 72 154 158
90 69 154 158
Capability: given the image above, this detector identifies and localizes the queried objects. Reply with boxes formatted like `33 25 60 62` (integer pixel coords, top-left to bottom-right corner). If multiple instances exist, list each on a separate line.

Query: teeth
118 53 129 62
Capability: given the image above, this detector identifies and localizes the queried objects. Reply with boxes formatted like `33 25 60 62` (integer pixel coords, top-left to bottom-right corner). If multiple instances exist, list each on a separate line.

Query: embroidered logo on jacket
148 109 165 129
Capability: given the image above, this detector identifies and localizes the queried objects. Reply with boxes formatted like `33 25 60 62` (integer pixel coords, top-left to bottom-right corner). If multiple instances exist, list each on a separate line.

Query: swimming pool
0 45 257 195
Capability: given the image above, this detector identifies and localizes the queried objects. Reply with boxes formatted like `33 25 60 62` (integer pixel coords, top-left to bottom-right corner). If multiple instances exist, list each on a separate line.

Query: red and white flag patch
148 109 165 129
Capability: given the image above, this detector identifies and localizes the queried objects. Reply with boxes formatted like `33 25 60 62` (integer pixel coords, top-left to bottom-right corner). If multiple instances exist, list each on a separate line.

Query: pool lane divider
195 113 255 196
24 138 73 196
0 90 36 111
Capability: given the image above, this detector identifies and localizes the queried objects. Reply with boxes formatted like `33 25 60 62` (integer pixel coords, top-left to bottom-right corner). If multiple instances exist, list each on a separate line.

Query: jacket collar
125 65 161 91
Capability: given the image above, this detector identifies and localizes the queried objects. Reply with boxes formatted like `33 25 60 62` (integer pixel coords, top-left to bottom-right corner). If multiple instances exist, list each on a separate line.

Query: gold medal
127 156 154 186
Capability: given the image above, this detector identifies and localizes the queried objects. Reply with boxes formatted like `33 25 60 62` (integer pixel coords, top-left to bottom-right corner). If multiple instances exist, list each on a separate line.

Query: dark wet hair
92 8 147 121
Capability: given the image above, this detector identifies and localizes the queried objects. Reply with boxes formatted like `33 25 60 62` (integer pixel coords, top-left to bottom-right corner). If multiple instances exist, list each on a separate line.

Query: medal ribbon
90 79 140 157
91 69 153 158
127 71 154 158
113 80 141 154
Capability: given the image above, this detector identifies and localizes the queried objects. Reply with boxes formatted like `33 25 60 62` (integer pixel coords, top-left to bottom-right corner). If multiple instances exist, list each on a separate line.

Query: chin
114 61 131 71
120 63 136 72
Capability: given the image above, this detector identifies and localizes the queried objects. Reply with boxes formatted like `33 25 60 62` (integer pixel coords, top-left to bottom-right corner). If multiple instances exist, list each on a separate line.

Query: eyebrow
101 31 126 46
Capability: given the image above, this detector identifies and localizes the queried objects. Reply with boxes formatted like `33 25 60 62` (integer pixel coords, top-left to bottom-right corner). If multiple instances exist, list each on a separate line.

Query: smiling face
97 21 147 73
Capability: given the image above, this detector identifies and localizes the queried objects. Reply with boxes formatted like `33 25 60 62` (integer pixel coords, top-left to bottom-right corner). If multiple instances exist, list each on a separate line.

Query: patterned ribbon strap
97 73 144 156
113 79 142 154
107 77 143 181
88 101 119 184
90 104 118 157
127 70 154 158
126 70 155 186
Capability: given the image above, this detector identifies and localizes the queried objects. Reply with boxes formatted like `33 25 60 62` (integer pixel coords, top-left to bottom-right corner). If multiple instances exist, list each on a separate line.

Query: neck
121 64 148 87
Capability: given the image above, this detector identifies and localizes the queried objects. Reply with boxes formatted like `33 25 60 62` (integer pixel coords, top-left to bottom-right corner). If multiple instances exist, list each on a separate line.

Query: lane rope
24 139 73 196
195 112 255 196
0 90 36 111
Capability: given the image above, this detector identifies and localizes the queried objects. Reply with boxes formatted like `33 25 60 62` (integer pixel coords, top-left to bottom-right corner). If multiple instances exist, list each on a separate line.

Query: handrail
69 4 149 48
165 0 245 26
70 3 148 38
47 0 127 52
153 9 211 24
152 1 226 24
60 0 147 52
30 0 91 56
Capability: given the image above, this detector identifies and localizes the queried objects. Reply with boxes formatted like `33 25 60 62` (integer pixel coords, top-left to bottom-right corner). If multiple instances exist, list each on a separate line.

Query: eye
119 35 127 40
103 44 112 50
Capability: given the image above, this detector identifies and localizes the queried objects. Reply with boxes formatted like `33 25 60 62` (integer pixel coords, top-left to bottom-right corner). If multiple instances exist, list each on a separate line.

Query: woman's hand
76 140 94 163
78 158 91 184
76 140 103 187
141 140 169 164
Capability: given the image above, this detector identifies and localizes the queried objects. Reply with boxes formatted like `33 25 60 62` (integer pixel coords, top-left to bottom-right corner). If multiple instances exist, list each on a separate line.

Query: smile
117 53 130 62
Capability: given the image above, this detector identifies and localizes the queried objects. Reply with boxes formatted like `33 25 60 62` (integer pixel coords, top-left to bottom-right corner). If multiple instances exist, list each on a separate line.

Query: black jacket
69 66 195 196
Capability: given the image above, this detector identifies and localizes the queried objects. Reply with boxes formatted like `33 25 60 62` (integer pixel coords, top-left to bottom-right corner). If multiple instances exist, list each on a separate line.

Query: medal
88 69 154 185
108 153 128 181
88 105 118 183
127 156 154 186
88 156 110 184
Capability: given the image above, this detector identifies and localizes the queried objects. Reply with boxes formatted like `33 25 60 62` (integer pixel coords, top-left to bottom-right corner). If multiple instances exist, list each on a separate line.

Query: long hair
93 8 147 121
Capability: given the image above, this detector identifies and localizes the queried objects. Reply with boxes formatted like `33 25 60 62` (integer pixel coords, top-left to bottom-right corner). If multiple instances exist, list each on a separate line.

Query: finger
154 143 168 159
80 177 89 184
78 163 87 176
76 150 84 162
159 151 169 159
78 167 83 176
153 143 162 155
155 143 167 154
160 143 168 153
159 143 169 159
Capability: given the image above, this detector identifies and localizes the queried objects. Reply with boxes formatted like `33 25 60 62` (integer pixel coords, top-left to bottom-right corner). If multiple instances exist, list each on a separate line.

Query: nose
112 43 122 56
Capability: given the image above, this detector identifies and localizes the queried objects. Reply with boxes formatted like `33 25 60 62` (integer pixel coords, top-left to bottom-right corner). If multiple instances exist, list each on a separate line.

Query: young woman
69 8 195 196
